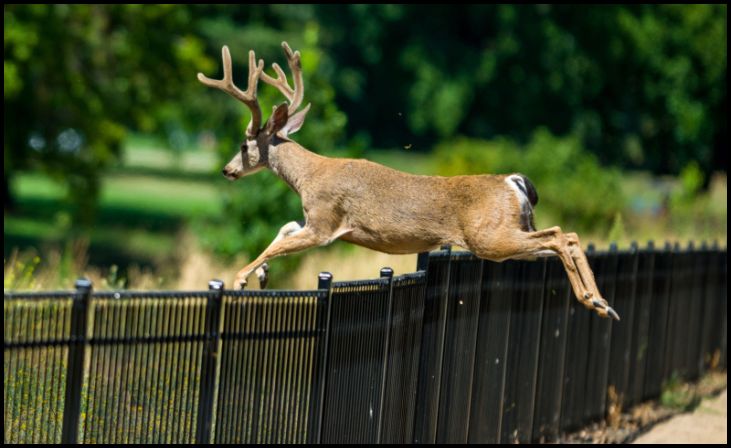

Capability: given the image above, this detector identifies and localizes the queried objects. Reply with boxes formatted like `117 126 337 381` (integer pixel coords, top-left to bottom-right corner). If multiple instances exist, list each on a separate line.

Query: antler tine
282 42 304 113
262 63 295 98
198 46 264 136
260 41 304 115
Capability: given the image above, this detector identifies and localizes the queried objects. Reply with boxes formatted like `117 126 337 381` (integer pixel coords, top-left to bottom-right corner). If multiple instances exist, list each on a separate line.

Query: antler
261 42 305 115
198 46 265 137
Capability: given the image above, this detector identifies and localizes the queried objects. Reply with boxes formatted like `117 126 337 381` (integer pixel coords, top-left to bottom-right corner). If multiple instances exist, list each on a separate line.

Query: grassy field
4 134 727 291
5 135 222 270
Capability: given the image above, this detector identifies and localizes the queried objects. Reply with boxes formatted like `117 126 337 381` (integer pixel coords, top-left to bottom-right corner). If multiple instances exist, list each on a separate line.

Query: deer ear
267 103 289 135
280 103 311 137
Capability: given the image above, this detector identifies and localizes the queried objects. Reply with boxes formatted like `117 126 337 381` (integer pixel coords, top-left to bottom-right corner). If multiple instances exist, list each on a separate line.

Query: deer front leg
249 221 304 288
234 221 329 289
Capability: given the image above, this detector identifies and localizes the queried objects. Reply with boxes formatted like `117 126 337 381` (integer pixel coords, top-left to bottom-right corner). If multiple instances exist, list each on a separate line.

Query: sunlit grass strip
4 297 73 443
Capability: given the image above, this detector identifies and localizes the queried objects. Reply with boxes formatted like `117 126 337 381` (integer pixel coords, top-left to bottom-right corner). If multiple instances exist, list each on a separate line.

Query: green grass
13 174 68 201
121 134 218 174
100 174 222 219
5 137 225 269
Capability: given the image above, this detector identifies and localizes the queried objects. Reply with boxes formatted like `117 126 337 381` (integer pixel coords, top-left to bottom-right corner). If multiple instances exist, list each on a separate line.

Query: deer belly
339 227 441 254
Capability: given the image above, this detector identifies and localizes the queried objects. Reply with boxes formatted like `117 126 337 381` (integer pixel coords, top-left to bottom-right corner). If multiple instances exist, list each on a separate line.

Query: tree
4 5 211 220
314 5 726 177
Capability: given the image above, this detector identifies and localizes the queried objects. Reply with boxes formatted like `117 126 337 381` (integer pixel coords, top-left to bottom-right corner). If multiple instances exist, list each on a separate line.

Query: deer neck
266 140 323 196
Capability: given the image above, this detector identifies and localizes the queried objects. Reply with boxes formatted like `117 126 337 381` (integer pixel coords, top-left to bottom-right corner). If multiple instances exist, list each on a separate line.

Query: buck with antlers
198 42 619 320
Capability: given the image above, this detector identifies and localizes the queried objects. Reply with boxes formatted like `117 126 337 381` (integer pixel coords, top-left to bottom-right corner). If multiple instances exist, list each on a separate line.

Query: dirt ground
632 389 726 444
560 371 727 444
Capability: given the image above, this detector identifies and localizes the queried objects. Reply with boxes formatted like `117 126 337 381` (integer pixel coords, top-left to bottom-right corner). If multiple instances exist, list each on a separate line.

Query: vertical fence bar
677 242 694 378
584 244 616 423
642 242 672 399
412 246 452 443
380 271 428 443
663 241 687 379
61 278 92 444
607 242 639 410
376 268 395 443
627 241 654 406
697 242 714 375
685 242 704 380
705 241 723 371
719 244 727 370
560 245 593 432
195 280 224 444
312 272 333 444
531 257 571 443
437 254 484 443
468 259 513 443
500 259 545 443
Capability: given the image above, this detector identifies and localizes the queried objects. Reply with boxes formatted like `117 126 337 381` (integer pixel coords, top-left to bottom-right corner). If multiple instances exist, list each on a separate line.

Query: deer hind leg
235 220 324 289
533 227 618 320
563 232 605 306
471 226 618 320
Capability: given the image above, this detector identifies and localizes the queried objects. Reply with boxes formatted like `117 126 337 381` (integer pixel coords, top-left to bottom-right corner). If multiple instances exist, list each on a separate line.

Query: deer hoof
591 299 606 309
606 306 620 321
256 263 269 289
234 276 248 290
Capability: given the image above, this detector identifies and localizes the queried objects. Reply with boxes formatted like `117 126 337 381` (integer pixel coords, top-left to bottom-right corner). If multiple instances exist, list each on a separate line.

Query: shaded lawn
5 171 224 267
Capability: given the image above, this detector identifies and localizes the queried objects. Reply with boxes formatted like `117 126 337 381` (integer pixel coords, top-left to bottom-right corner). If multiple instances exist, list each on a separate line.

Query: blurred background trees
4 4 727 288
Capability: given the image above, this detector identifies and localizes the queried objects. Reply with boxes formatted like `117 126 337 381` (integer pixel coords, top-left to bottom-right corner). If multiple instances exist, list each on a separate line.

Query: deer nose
221 168 228 176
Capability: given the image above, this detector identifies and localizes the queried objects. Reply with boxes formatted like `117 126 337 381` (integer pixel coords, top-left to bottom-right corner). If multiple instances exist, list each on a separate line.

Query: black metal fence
4 242 727 444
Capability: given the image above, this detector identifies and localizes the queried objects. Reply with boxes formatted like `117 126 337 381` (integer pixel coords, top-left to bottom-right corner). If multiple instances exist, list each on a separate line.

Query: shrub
434 129 626 234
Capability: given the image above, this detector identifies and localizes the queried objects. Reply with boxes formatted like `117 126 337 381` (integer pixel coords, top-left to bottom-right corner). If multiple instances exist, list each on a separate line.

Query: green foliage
435 129 626 233
666 165 727 239
660 373 701 412
4 5 211 223
607 212 626 243
671 161 704 207
194 171 303 261
3 253 41 290
316 5 726 176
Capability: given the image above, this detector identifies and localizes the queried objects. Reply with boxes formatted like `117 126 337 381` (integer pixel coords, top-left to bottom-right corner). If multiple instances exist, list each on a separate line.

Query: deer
197 42 620 321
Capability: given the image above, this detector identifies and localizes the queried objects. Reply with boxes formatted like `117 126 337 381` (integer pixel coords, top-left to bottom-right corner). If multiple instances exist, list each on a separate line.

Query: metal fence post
417 251 429 271
377 267 395 443
313 272 334 444
61 278 92 444
196 279 224 444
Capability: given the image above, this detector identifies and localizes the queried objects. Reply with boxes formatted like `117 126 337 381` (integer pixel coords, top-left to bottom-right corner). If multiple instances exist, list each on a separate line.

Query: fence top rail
94 290 215 300
4 288 328 300
98 288 327 300
393 271 427 284
4 291 78 300
333 276 390 291
438 243 726 260
223 289 327 299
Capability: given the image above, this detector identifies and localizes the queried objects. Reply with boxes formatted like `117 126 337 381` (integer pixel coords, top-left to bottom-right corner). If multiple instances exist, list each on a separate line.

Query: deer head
198 42 311 180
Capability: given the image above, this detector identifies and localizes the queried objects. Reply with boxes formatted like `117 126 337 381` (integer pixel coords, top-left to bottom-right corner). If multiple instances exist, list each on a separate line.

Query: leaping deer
198 42 619 320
